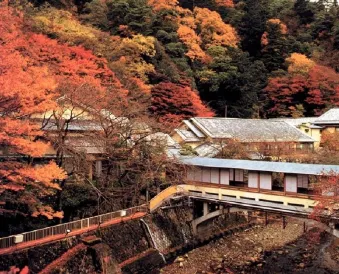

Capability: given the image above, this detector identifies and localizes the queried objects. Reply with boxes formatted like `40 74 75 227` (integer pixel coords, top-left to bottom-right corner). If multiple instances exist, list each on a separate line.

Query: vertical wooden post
258 171 261 192
265 212 268 226
303 221 306 233
282 216 286 229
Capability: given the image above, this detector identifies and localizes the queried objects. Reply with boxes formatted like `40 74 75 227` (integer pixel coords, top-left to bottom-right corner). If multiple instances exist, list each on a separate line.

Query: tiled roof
314 108 339 124
175 129 200 142
270 117 318 127
146 132 180 148
41 120 102 131
65 138 105 154
194 143 222 157
190 118 315 143
183 120 205 138
181 157 339 175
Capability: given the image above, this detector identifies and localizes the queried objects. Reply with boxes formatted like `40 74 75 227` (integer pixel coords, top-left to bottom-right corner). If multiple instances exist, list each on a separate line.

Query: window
297 174 308 188
296 144 303 150
234 169 244 182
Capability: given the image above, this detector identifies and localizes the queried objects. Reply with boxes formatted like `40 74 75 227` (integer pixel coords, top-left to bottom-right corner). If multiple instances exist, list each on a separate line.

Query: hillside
1 0 339 234
2 0 339 126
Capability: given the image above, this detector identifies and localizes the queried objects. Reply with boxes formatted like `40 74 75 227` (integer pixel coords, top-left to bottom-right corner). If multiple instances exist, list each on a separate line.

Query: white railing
0 205 147 249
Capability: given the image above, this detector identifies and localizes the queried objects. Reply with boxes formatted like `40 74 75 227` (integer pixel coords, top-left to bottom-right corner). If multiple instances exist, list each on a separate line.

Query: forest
1 0 339 234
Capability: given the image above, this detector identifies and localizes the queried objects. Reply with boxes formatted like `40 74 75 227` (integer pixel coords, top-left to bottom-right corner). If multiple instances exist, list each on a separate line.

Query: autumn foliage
215 0 234 8
265 54 339 117
177 24 207 61
286 53 315 75
194 7 239 49
312 172 339 220
148 0 179 11
150 81 214 128
0 4 67 218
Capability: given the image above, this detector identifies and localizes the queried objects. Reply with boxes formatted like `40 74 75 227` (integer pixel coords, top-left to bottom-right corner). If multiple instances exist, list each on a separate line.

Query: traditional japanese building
172 117 316 158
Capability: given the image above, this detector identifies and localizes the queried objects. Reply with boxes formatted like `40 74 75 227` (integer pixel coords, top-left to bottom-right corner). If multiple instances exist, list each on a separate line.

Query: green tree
81 0 110 30
240 0 269 57
196 47 267 118
261 19 290 72
107 0 153 35
294 0 315 25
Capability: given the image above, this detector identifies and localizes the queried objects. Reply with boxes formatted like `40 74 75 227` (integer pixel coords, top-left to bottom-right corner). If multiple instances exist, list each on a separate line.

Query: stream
161 220 339 274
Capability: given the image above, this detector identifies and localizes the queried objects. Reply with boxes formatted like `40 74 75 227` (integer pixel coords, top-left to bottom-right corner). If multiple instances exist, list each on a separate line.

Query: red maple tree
150 81 214 128
265 65 339 117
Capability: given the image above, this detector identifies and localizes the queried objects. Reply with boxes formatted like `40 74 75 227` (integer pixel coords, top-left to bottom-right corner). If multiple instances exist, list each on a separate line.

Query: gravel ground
161 218 339 274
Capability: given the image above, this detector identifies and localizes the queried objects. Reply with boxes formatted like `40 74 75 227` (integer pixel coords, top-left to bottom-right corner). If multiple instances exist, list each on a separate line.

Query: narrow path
0 212 146 256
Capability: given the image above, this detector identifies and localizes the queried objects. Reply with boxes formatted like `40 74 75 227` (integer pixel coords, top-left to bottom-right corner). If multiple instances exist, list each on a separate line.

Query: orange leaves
215 0 234 8
177 25 207 61
148 0 179 11
286 53 315 75
32 206 64 220
14 162 66 190
321 131 339 151
267 19 288 35
176 7 239 61
0 4 69 219
194 7 239 48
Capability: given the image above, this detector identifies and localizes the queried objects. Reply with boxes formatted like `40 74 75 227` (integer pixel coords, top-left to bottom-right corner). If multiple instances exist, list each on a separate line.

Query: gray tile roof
314 108 339 124
175 129 200 142
190 118 315 143
270 117 318 127
42 120 103 131
65 138 105 154
194 143 222 157
183 120 205 138
181 157 339 175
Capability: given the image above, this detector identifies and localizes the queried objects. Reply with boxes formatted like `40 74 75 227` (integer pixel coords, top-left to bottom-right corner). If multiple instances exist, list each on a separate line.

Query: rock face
89 243 121 274
0 206 247 274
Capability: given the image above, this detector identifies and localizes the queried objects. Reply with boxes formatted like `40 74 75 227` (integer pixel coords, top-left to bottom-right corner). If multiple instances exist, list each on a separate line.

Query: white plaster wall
248 171 259 188
187 168 194 181
220 169 230 185
193 167 202 182
285 174 297 193
211 168 219 184
260 172 272 190
202 167 211 183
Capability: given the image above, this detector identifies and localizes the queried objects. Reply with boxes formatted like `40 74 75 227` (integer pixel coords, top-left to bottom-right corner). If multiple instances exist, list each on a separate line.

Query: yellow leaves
267 18 288 35
111 35 156 81
194 7 239 48
196 69 217 83
123 35 156 57
286 53 315 75
32 7 100 47
176 7 239 61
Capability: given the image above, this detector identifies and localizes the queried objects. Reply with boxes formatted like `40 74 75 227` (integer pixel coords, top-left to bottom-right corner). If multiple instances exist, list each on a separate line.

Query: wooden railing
0 205 147 249
188 181 317 200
